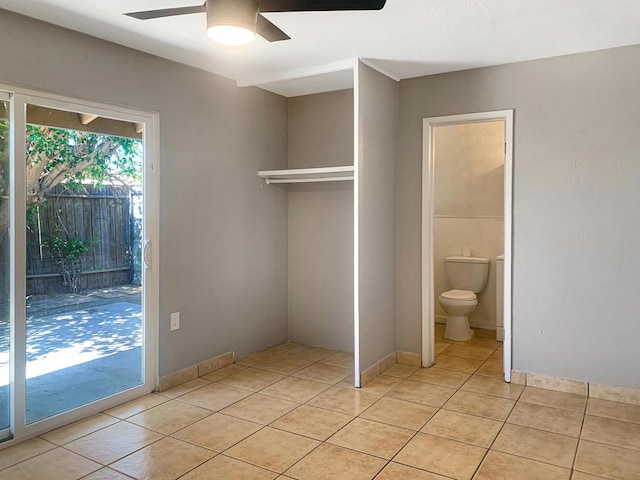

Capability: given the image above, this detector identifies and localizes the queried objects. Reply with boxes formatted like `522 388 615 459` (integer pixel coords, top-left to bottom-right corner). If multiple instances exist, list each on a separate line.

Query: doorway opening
421 110 513 381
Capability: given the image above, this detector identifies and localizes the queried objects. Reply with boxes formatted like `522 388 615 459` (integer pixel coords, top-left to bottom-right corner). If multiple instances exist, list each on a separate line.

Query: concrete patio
0 286 143 426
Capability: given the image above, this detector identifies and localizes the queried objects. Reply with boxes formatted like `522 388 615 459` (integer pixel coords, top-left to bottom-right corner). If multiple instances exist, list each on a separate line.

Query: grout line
497 418 582 442
221 444 284 475
259 352 402 475
202 365 327 476
214 350 368 476
570 436 640 452
167 455 213 480
37 415 122 447
11 337 628 479
393 347 492 478
59 433 165 469
462 351 517 478
484 442 575 472
77 466 137 479
505 387 584 476
216 452 290 476
571 406 588 475
278 441 326 477
516 398 588 414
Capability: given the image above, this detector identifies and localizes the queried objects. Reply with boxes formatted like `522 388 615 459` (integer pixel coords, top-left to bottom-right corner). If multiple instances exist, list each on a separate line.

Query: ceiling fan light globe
207 24 256 46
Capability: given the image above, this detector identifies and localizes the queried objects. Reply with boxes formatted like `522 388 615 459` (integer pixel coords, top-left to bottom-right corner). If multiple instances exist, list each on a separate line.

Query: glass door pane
0 99 9 433
24 105 144 424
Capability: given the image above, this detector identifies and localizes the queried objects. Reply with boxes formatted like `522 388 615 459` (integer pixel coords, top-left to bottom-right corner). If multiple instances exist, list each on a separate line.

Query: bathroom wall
433 122 504 330
287 89 354 352
396 44 640 390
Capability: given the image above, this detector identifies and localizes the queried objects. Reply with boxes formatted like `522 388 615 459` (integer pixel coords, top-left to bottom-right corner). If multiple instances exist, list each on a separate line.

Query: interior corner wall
287 90 354 352
0 9 289 376
357 62 399 372
396 44 640 389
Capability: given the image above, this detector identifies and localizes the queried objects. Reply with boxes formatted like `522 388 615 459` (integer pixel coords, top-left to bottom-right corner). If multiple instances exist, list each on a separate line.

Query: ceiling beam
27 106 142 139
236 59 356 88
78 113 99 125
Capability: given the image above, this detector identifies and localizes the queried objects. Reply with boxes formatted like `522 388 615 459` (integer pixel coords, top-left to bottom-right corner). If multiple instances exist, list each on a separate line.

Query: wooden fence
26 185 141 295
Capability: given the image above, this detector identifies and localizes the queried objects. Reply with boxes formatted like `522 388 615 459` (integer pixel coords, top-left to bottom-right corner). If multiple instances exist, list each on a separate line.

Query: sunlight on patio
25 302 142 378
0 301 142 385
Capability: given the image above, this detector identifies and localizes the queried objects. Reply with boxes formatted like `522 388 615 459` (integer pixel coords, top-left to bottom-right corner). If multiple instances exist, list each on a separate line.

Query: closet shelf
258 165 354 184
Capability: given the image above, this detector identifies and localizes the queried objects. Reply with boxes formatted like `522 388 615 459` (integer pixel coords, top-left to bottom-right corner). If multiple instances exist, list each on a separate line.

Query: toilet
438 256 490 341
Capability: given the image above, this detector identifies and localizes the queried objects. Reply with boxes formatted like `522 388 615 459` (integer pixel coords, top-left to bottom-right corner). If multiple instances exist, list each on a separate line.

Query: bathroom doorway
421 110 514 382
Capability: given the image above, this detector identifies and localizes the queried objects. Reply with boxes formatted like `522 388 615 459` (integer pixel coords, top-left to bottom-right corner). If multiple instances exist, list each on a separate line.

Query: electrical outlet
170 312 180 331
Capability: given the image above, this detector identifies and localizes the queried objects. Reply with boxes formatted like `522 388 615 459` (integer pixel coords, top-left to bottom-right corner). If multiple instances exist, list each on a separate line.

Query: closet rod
266 176 354 185
259 165 354 177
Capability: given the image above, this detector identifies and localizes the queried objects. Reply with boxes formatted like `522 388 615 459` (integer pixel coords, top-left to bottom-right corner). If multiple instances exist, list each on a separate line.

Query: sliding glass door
24 104 148 424
0 95 10 440
2 89 158 441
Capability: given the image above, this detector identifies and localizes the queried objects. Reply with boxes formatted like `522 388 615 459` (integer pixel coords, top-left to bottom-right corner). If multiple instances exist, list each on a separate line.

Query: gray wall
397 44 640 389
357 62 398 372
287 90 354 352
0 10 289 376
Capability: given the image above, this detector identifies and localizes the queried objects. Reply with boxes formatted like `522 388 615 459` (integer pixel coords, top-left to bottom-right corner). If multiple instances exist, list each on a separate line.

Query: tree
0 120 10 317
0 119 9 243
0 123 142 230
26 125 142 207
0 123 142 301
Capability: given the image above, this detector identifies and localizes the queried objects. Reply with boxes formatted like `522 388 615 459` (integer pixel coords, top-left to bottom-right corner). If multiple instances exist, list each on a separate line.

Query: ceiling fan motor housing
207 0 259 33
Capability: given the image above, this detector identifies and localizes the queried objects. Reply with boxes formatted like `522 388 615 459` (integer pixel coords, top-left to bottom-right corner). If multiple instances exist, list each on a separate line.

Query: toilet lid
441 289 476 300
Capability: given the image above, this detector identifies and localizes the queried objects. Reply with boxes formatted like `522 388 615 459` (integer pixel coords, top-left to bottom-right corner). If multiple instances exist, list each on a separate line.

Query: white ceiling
2 0 640 97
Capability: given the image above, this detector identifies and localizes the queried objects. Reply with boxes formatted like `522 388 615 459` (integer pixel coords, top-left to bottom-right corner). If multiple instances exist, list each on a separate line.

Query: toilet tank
444 256 490 293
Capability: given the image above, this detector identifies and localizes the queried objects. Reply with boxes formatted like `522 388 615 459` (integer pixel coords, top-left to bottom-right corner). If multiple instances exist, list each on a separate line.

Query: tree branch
26 131 123 204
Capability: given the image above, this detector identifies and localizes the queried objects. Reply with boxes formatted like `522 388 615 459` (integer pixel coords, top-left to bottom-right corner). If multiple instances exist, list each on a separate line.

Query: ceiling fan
125 0 387 46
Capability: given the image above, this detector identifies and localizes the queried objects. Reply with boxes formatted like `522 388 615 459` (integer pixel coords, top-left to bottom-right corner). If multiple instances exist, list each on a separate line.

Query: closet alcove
258 60 399 387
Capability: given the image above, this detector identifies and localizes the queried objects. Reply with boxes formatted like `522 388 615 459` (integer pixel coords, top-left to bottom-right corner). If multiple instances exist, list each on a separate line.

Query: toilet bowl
438 289 477 341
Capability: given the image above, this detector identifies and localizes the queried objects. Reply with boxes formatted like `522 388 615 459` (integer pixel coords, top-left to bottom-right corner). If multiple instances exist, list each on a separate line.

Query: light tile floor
1 324 640 479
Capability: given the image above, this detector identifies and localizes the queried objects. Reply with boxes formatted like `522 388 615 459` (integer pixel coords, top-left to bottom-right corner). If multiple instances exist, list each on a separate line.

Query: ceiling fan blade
125 3 206 20
258 0 386 13
256 14 291 42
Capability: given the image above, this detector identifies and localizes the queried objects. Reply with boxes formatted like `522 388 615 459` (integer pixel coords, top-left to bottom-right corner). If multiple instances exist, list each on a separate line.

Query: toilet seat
439 289 477 305
438 289 477 341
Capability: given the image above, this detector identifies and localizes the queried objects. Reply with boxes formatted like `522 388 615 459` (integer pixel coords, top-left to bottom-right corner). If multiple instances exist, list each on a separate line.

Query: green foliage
26 201 45 230
1 118 142 203
44 224 95 294
0 118 8 197
45 229 92 262
27 124 142 193
24 124 141 293
1 119 141 293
